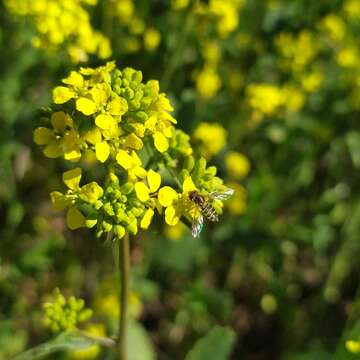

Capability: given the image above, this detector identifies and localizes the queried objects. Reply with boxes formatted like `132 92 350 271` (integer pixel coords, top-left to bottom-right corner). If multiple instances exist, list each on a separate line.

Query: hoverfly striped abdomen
188 190 219 222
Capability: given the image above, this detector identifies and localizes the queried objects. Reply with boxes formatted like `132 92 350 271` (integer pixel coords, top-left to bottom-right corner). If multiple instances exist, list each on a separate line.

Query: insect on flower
189 188 234 238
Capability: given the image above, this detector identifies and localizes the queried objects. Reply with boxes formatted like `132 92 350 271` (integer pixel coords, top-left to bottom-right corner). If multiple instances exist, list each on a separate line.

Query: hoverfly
188 188 234 238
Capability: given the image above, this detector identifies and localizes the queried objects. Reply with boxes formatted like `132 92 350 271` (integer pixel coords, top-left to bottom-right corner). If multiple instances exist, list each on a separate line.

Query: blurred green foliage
1 0 360 359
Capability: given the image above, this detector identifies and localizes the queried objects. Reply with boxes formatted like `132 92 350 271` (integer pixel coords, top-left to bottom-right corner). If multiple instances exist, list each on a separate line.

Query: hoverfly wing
191 215 204 238
209 188 234 201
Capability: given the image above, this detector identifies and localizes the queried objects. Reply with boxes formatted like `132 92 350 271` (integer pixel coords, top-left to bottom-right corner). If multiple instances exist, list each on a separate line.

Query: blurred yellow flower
227 182 247 216
164 222 187 241
336 47 359 68
320 14 346 42
144 28 161 51
246 83 284 117
195 66 222 99
171 0 190 11
5 0 112 63
68 324 105 360
346 339 360 354
300 71 323 92
343 0 360 20
226 152 250 180
192 122 227 159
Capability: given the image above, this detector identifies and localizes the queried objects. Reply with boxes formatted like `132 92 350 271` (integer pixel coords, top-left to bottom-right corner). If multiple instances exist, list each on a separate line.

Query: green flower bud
127 219 138 235
124 87 134 99
131 207 143 217
121 182 134 194
78 308 93 322
134 111 148 121
102 220 113 232
114 224 126 238
184 156 195 171
133 70 143 83
85 218 97 228
104 202 115 216
140 96 152 108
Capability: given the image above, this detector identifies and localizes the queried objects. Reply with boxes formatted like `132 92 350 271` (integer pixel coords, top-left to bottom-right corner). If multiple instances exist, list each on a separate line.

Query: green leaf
185 326 236 360
11 332 96 360
128 321 156 360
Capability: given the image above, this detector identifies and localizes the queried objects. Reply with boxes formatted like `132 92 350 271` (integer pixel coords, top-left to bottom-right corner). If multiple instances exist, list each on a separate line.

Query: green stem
161 4 195 90
118 233 130 360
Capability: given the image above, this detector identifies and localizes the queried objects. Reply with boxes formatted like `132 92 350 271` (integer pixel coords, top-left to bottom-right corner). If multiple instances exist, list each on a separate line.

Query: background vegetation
1 0 360 359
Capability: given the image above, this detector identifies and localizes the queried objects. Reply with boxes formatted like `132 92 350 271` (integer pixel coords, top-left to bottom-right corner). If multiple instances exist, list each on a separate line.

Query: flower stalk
118 232 130 360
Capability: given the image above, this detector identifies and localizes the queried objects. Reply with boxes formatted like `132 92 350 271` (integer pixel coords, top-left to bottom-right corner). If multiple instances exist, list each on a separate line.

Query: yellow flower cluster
34 62 234 239
195 0 245 38
246 83 305 122
275 30 320 74
4 0 111 63
113 0 161 53
318 6 360 108
192 1 245 99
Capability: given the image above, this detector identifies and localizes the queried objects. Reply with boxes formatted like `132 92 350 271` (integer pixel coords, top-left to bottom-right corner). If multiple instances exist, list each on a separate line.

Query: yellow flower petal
153 131 169 152
76 97 97 115
165 206 180 226
123 133 143 150
108 96 128 116
163 126 174 138
135 182 150 202
79 182 104 204
140 208 154 229
50 191 71 211
91 86 108 106
95 114 116 130
64 148 81 162
158 186 178 207
66 206 86 230
84 127 102 145
62 71 84 88
116 150 133 170
147 170 161 193
43 141 63 158
33 127 53 145
53 86 75 104
95 141 110 163
133 166 147 179
62 168 82 190
183 176 197 193
51 112 72 132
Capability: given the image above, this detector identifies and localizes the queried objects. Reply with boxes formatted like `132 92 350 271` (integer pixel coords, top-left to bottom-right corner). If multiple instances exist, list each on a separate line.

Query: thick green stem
118 233 130 360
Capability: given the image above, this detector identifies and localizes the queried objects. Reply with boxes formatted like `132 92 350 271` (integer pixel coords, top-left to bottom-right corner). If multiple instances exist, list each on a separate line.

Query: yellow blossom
195 65 222 99
346 339 360 354
192 122 227 159
226 152 250 180
144 28 161 51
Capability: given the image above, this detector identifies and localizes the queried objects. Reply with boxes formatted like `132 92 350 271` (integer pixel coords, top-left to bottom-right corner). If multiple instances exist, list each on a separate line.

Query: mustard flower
34 62 236 239
195 65 222 99
226 152 250 180
143 28 161 51
346 338 360 354
192 122 227 159
246 83 284 117
5 0 111 63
